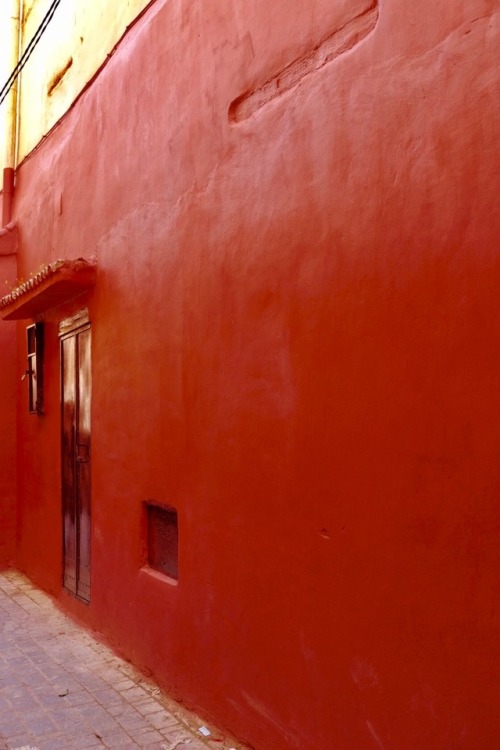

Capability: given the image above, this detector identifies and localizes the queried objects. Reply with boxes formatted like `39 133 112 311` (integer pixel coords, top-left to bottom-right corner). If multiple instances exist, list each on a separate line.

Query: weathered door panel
61 321 91 603
61 335 77 594
76 328 91 601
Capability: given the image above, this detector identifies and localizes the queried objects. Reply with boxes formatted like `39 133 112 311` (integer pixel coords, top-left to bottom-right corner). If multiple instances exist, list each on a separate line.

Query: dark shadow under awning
0 258 97 320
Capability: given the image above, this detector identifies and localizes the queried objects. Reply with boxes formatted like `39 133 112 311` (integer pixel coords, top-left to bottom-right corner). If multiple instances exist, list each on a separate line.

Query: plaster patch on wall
229 1 379 123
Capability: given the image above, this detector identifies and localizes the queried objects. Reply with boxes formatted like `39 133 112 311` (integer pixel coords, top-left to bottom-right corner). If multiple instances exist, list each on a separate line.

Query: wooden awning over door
0 258 96 320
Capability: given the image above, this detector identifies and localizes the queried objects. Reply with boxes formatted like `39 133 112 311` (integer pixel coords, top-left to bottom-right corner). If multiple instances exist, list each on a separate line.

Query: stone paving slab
0 570 248 750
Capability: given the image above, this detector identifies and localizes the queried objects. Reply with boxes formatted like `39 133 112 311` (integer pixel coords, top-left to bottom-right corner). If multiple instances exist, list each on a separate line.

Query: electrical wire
0 0 63 108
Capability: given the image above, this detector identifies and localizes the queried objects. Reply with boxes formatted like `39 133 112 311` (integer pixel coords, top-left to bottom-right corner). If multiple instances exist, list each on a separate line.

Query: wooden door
61 314 91 602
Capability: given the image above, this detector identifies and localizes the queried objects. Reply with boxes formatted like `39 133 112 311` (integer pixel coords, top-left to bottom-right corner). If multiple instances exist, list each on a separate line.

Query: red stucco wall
0 255 17 568
10 0 500 748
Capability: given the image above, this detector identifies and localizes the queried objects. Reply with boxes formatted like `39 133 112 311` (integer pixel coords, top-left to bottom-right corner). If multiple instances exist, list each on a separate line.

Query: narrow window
147 504 179 580
26 323 44 414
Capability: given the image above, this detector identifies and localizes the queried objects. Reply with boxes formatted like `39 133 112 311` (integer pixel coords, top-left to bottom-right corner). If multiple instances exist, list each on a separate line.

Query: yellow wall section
0 17 11 170
0 1 19 170
17 0 152 161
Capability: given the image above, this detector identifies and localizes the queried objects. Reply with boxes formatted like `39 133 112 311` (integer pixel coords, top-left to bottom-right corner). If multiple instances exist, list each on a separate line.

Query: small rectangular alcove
146 503 179 581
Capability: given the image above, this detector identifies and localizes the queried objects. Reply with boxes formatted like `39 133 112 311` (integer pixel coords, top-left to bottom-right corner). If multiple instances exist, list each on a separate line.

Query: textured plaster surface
8 0 500 749
0 251 16 567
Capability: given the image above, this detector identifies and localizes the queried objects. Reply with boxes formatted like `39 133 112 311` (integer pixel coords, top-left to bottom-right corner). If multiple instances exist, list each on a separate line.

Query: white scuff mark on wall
366 720 387 750
350 656 381 691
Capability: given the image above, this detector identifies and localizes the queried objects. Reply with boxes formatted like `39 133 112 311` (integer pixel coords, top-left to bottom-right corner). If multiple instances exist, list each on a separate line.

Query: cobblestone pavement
0 570 248 750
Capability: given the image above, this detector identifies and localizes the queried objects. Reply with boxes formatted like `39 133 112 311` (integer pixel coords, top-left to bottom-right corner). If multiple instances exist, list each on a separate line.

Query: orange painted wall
10 0 500 748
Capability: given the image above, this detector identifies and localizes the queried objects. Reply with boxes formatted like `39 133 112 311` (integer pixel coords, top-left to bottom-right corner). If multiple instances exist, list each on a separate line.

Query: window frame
26 322 44 415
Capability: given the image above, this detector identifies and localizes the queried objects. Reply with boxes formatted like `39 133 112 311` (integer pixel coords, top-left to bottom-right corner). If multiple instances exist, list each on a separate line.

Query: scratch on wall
366 720 387 750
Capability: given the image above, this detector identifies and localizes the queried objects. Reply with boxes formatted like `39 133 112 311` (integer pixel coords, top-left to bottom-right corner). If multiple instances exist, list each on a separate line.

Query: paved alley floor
0 570 248 750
